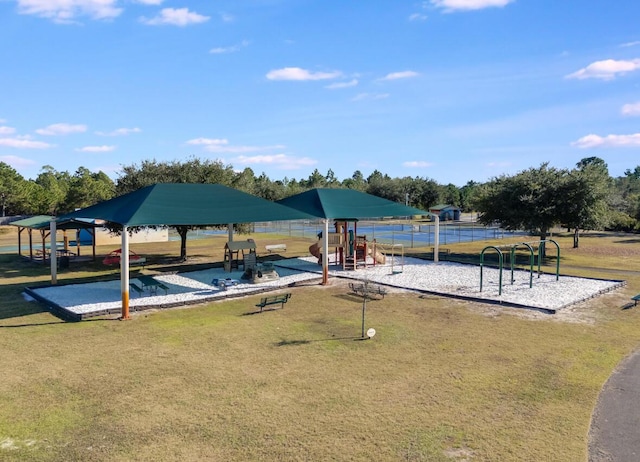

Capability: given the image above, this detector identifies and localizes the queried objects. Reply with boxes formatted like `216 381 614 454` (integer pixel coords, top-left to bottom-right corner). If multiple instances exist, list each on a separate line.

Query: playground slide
370 248 386 264
309 242 322 263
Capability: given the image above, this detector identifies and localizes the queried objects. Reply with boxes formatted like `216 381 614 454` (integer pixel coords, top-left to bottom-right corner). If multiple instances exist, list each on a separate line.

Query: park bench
255 293 291 312
265 244 287 253
349 282 388 299
632 294 640 307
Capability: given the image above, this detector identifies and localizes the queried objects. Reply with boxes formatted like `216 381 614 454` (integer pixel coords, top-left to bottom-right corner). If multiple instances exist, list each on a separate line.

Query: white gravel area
26 256 624 319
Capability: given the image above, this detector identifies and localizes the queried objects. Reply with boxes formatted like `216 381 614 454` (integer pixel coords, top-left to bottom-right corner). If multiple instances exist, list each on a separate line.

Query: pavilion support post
121 226 130 320
433 215 440 263
50 220 57 285
228 223 234 242
322 219 329 285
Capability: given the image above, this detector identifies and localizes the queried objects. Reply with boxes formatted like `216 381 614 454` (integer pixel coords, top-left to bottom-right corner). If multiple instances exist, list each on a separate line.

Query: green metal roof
57 183 315 227
10 215 98 230
430 204 460 211
277 188 431 219
10 215 55 229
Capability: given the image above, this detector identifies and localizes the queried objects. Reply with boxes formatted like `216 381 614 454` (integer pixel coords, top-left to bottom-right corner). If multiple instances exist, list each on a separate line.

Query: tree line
1 156 639 246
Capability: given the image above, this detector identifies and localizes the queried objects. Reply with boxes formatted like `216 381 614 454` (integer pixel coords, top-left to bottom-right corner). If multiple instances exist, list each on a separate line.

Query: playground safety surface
25 256 625 321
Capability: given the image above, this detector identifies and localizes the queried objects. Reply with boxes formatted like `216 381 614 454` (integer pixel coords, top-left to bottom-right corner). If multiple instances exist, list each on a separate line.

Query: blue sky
1 0 639 186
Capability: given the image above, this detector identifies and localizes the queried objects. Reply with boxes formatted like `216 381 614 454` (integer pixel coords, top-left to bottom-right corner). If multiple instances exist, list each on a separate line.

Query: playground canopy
277 188 436 283
276 188 431 221
57 183 315 226
53 183 316 319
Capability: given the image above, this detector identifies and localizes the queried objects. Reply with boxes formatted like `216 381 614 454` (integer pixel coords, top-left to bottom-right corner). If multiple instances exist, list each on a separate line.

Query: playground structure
480 239 560 295
223 238 280 283
223 239 256 272
309 220 386 271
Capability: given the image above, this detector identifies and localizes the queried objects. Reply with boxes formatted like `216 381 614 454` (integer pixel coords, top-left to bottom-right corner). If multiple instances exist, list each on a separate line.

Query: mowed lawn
1 226 640 461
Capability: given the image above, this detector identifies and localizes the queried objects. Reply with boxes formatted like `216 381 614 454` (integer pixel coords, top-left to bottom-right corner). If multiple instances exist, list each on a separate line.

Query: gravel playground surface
25 256 625 320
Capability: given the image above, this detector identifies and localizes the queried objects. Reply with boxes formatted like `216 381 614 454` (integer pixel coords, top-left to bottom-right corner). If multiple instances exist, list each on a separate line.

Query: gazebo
11 215 100 263
56 183 315 319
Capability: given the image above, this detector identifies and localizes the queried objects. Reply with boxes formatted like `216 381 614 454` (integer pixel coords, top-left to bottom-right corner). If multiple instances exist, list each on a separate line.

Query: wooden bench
349 282 388 299
255 293 291 312
632 294 640 306
265 244 287 253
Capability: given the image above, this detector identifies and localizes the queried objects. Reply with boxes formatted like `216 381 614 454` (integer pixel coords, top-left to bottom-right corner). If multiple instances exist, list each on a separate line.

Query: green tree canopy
475 163 568 243
0 162 28 216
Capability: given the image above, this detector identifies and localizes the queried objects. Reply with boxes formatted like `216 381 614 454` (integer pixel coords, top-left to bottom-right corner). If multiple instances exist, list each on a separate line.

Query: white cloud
140 8 210 26
210 40 250 54
351 93 390 102
0 155 36 167
187 138 285 154
36 123 87 136
325 79 358 89
135 0 163 4
431 0 514 12
0 119 7 124
409 13 428 21
220 12 234 22
402 161 433 168
622 102 640 116
620 41 640 48
379 71 419 81
187 137 229 147
16 0 122 23
565 59 640 80
95 127 142 136
0 137 53 149
75 145 116 152
266 67 342 81
572 133 640 149
233 154 317 170
0 126 16 135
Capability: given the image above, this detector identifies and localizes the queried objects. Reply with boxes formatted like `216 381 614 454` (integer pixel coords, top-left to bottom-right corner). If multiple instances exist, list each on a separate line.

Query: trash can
59 256 70 269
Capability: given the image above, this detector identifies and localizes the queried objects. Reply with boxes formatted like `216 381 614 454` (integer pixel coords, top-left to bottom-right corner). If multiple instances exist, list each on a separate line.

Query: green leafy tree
0 162 28 216
302 169 326 189
63 167 115 213
560 158 611 248
475 163 568 246
460 180 480 213
342 170 367 191
439 183 462 207
33 166 70 214
116 157 237 260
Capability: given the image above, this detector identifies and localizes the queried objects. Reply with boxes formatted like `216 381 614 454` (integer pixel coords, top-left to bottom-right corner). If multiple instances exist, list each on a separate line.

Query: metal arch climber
480 239 560 295
536 239 560 281
480 246 504 295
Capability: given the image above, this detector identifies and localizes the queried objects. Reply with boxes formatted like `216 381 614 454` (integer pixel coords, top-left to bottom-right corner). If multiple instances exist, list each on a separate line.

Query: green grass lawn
1 226 640 461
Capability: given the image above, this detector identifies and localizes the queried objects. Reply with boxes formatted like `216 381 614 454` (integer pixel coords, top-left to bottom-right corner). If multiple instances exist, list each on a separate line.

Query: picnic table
136 275 169 295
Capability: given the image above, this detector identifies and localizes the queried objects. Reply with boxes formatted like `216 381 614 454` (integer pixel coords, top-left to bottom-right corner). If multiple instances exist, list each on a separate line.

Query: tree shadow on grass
614 238 640 245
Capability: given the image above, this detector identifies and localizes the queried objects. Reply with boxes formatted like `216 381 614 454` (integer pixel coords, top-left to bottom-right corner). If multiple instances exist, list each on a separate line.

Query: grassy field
1 226 640 461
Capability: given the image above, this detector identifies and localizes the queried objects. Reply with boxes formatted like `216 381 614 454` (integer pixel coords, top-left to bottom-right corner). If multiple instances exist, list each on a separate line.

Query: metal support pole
121 227 130 320
433 215 440 263
50 219 57 285
322 219 329 285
